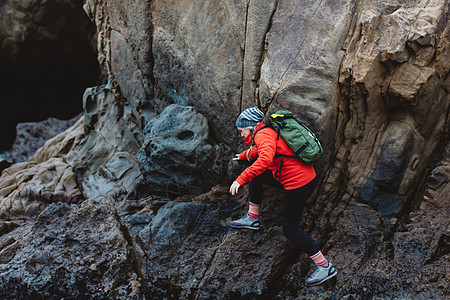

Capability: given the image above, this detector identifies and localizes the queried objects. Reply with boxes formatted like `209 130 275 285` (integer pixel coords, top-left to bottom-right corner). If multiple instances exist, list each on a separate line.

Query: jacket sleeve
236 129 276 186
238 146 258 161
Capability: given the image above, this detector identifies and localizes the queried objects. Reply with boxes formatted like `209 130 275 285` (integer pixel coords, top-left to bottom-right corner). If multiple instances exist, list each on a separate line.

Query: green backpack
261 110 324 164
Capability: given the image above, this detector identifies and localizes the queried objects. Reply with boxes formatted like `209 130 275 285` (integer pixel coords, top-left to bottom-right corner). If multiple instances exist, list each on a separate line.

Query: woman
229 107 337 287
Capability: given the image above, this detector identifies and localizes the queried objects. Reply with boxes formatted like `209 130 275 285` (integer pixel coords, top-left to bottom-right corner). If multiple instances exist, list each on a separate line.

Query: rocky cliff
0 0 448 299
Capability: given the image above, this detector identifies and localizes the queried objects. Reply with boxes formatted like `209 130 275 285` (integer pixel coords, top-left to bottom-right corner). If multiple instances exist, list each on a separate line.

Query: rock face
327 0 450 218
0 0 449 299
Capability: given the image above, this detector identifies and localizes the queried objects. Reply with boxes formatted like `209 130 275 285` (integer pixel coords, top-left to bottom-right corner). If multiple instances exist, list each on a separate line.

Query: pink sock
247 202 260 220
310 250 329 268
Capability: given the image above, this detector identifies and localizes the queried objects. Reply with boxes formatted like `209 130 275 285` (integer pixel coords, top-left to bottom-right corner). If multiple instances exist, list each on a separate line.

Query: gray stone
358 122 415 216
135 104 228 198
150 0 245 146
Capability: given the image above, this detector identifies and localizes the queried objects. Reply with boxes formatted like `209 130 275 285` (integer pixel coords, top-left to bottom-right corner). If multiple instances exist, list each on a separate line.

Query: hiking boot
229 213 260 230
305 262 337 286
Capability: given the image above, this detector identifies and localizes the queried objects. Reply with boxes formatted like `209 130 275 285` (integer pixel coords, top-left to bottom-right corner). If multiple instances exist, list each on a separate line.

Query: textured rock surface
0 200 135 298
0 119 86 220
0 83 141 220
324 0 449 217
135 104 231 198
150 0 246 145
0 0 449 299
259 0 352 150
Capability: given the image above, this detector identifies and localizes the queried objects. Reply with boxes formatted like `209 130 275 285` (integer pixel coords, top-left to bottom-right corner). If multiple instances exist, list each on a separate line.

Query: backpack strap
273 152 301 179
274 157 284 179
295 142 310 157
254 123 271 136
255 122 286 140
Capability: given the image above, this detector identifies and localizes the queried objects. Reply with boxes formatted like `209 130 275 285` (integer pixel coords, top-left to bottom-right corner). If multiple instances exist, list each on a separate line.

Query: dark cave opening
0 0 101 151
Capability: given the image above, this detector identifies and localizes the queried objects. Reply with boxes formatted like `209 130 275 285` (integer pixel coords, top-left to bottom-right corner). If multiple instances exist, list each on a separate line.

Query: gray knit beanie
235 107 264 128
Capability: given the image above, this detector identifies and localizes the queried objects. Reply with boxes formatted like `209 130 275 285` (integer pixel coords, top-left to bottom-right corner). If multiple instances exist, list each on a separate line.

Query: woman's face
237 127 251 138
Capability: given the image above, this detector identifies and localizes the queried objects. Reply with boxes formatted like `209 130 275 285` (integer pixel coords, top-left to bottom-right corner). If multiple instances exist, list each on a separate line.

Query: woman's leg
282 177 337 286
249 169 283 205
247 170 283 219
281 177 320 256
229 170 282 229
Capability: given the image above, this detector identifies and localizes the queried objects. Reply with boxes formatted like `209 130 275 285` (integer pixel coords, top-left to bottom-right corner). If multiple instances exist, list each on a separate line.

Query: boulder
135 104 230 198
115 186 292 299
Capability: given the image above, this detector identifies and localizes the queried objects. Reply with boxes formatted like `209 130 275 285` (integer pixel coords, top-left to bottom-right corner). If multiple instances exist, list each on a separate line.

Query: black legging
249 170 320 256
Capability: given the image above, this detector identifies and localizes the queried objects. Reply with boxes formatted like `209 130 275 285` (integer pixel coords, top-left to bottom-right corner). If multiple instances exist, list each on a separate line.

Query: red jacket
236 122 316 190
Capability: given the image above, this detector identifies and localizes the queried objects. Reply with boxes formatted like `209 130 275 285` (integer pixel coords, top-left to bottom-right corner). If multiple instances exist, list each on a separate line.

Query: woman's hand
229 181 241 195
233 154 240 161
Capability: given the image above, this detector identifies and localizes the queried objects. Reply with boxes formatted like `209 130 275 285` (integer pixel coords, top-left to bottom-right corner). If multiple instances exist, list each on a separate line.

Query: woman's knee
282 223 297 240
